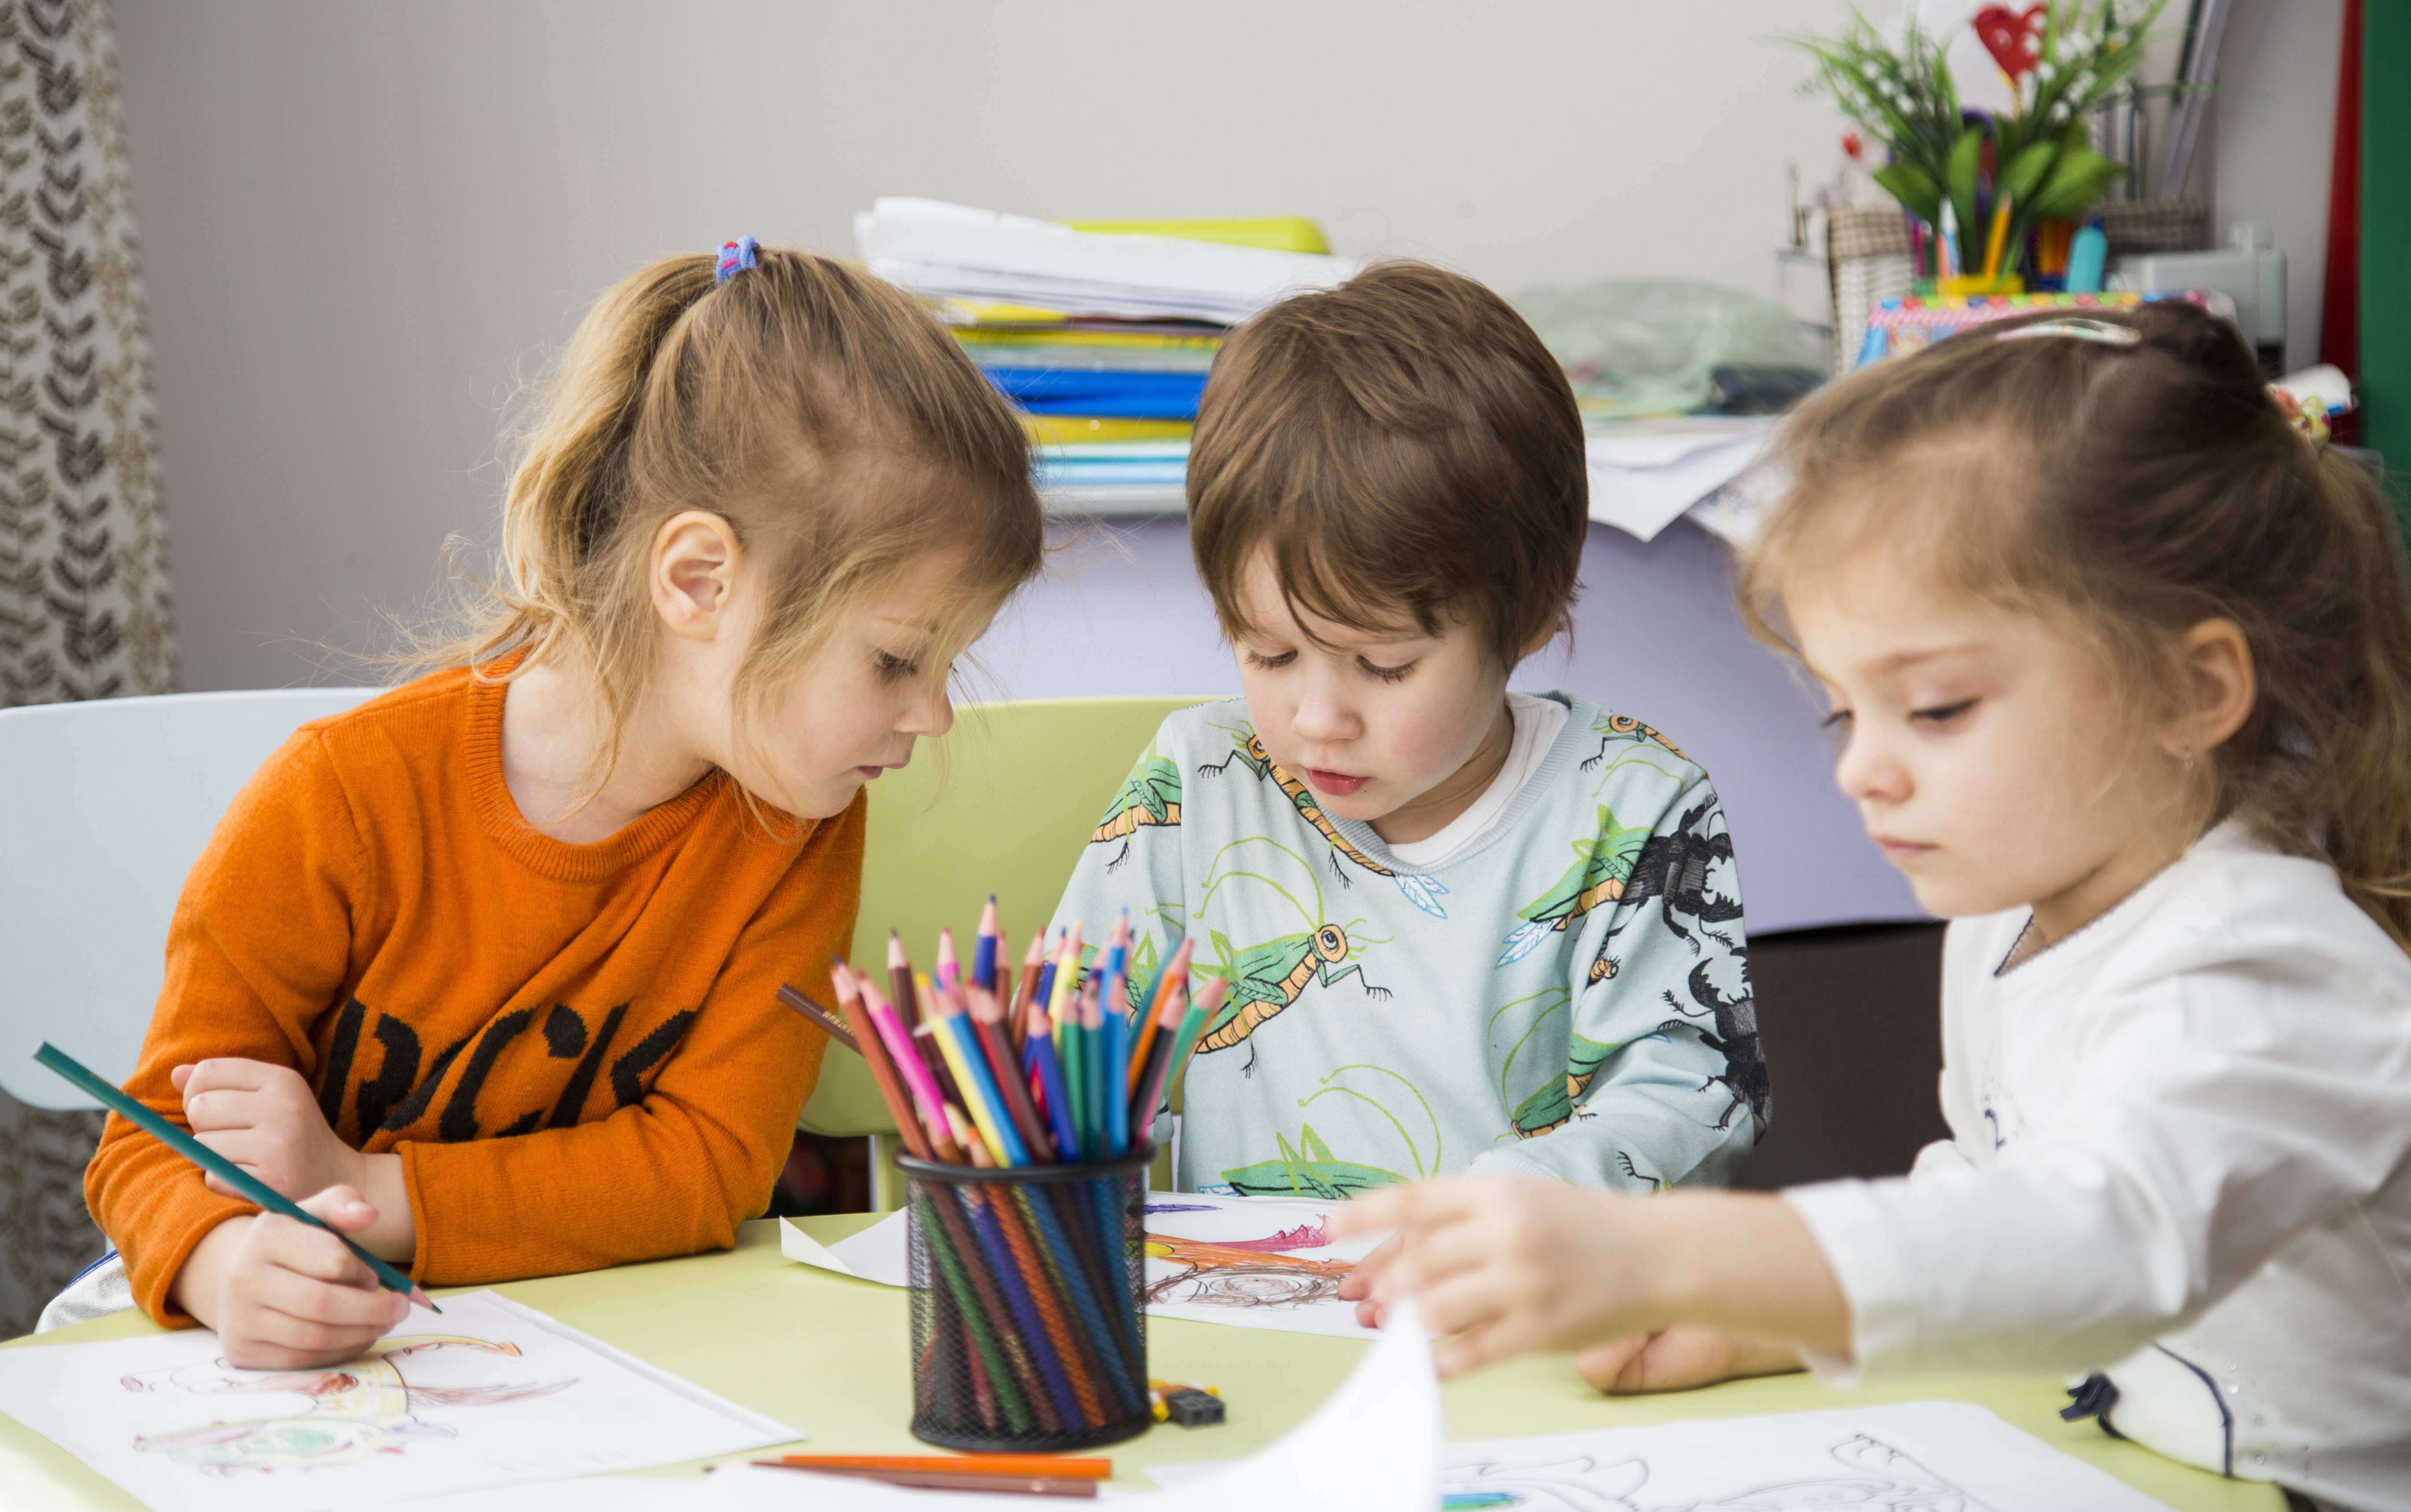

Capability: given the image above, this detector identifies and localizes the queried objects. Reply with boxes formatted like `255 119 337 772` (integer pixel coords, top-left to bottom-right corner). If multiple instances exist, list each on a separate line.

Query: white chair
0 688 380 1110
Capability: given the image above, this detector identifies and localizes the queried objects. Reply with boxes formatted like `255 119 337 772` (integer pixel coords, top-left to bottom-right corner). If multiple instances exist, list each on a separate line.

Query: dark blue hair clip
715 236 760 285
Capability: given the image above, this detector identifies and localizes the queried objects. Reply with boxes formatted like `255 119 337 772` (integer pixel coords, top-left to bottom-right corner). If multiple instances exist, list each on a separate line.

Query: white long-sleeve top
1786 822 2411 1512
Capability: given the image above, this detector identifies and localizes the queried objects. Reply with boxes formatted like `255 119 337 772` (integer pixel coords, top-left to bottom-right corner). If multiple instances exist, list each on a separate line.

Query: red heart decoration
1973 3 2046 80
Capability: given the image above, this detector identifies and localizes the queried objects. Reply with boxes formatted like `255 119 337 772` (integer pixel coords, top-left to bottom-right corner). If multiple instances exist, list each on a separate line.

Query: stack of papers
857 199 1358 326
1582 416 1777 542
858 199 1358 515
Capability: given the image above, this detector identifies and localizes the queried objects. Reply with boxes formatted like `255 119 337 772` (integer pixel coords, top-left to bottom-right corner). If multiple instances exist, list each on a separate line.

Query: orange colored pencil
1125 936 1191 1096
766 1454 1112 1479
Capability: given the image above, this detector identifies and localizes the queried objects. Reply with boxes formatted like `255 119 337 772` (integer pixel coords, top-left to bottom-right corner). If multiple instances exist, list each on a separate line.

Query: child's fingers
182 1086 263 1133
1574 1332 1656 1393
1432 1315 1541 1381
1373 1217 1493 1301
245 1298 396 1362
1335 1235 1401 1301
294 1184 381 1232
257 1273 409 1335
180 1058 278 1097
1406 1267 1511 1345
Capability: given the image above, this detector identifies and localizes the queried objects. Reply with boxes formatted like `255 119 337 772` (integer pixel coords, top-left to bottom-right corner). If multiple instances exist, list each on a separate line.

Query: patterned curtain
0 0 172 1337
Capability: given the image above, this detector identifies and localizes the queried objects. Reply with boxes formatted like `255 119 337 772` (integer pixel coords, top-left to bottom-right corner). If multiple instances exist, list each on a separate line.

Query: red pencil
1008 929 1046 1055
889 930 920 1030
969 983 1054 1161
830 962 930 1161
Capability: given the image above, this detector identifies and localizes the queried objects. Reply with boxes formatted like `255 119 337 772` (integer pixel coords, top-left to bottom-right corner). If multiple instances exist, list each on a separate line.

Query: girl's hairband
1992 315 2329 446
1993 318 2142 347
715 236 760 285
2268 385 2333 447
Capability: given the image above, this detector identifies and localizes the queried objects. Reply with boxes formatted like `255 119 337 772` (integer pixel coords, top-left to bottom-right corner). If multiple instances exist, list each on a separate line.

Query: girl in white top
1338 305 2411 1512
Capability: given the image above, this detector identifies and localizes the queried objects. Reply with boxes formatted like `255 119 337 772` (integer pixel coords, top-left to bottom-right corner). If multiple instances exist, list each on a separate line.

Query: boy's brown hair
1187 261 1586 665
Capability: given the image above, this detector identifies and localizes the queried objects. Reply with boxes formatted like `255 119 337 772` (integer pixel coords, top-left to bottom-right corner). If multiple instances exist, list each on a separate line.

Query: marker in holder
901 1148 1152 1453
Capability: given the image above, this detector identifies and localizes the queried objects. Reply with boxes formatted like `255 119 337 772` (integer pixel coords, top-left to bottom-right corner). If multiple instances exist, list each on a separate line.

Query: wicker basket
2096 197 2211 256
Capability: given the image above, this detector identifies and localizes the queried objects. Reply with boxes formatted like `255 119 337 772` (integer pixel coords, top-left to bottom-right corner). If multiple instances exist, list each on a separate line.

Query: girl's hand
1575 1326 1804 1394
170 1186 415 1369
175 1059 364 1203
1335 1176 1652 1376
1332 1178 1851 1379
1337 1235 1401 1329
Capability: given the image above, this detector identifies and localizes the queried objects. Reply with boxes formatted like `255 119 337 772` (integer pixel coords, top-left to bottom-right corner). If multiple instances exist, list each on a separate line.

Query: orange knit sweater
84 662 866 1324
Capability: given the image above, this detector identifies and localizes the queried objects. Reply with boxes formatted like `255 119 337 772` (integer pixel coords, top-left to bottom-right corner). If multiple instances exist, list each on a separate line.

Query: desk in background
972 516 1920 935
0 1218 2276 1510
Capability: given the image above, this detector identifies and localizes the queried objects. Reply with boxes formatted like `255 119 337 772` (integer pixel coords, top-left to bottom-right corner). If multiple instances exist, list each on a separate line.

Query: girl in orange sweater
69 241 1044 1367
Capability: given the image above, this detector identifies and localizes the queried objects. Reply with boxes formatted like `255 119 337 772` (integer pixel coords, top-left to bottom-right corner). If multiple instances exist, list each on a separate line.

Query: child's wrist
168 1213 251 1326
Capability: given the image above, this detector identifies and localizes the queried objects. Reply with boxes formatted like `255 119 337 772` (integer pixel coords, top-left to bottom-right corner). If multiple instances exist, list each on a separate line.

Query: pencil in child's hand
774 983 860 1054
33 1042 436 1310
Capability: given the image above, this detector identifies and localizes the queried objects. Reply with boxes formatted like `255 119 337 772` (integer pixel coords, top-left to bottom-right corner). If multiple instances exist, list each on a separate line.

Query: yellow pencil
1981 193 2014 282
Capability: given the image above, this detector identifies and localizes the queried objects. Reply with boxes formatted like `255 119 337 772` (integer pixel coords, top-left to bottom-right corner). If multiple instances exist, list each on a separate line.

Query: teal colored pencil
35 1042 433 1309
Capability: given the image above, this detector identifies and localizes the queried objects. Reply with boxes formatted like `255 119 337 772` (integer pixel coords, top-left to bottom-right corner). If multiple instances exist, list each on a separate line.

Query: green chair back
796 695 1209 1138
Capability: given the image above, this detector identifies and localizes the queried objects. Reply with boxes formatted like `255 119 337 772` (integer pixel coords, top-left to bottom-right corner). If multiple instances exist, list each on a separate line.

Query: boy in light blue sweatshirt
1050 262 1763 1200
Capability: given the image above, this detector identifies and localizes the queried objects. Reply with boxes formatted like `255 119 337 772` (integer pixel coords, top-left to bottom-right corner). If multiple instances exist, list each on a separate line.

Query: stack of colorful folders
855 199 1356 513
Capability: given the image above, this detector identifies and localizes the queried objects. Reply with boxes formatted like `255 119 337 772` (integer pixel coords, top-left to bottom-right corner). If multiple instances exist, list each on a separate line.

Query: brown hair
1187 261 1586 666
1742 303 2411 943
447 247 1042 804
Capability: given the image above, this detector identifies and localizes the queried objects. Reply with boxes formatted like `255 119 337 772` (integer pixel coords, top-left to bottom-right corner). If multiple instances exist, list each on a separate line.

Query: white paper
0 1291 794 1512
783 1191 1384 1339
1584 417 1773 471
1587 435 1767 541
1154 1397 2175 1511
856 198 1360 324
693 1299 1442 1512
778 1217 908 1288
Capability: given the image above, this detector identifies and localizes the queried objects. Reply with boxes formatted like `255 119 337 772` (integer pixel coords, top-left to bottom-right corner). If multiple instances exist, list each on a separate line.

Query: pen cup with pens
823 903 1223 1452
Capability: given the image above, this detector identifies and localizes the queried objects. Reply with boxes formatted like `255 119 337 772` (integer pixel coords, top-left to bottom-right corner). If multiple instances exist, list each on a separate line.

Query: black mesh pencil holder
899 1148 1153 1453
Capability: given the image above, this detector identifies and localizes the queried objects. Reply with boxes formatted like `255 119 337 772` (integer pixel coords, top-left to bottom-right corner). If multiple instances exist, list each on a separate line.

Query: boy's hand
175 1059 363 1203
1575 1326 1803 1394
171 1186 415 1369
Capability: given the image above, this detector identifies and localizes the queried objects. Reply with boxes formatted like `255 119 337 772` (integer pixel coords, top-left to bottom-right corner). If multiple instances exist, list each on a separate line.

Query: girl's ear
2163 617 2255 760
650 510 743 641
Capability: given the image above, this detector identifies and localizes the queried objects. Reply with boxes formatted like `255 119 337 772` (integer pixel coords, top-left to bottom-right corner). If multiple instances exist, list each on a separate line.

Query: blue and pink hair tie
715 236 760 285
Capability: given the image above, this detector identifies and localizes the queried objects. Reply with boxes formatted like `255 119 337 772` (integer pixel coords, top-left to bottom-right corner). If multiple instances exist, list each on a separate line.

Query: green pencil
35 1042 434 1310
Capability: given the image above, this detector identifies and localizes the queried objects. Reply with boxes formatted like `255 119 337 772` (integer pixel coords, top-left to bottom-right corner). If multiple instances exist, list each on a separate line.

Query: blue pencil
1102 1009 1129 1156
1024 1011 1080 1162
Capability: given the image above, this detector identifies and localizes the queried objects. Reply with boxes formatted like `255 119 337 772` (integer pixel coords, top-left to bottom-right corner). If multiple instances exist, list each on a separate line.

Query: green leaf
1998 141 2058 207
1947 126 1986 244
1872 162 1942 226
2028 145 2127 221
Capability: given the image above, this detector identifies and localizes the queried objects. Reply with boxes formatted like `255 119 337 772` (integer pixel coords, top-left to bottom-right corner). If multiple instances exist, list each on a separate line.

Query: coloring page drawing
1438 1403 2175 1512
0 1290 793 1512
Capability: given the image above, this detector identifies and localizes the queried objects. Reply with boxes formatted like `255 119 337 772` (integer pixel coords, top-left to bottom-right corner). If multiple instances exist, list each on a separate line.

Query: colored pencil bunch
826 902 1224 1174
826 901 1225 1450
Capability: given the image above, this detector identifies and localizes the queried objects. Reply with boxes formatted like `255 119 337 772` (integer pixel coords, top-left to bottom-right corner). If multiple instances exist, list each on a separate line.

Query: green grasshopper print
1496 805 1654 966
1579 710 1688 769
1090 751 1182 871
1219 1123 1403 1200
1509 1033 1620 1138
1193 837 1391 1072
1196 724 1449 918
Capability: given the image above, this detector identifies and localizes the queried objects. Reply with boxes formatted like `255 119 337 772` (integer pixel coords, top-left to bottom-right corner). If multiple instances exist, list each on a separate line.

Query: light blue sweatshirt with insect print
1048 693 1764 1197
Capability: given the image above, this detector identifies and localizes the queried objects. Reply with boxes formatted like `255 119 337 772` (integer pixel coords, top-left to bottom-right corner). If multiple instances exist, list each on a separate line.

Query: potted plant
1794 1 2165 286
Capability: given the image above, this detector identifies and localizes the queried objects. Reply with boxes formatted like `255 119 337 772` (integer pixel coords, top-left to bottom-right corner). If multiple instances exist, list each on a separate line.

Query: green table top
0 1215 2279 1510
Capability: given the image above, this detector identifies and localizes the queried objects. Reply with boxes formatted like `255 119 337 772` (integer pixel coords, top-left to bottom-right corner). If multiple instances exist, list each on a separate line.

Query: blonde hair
1741 303 2411 945
445 247 1042 805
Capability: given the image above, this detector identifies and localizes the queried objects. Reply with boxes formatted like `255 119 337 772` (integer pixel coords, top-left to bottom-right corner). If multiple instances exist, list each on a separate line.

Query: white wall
115 0 1867 692
2211 0 2344 373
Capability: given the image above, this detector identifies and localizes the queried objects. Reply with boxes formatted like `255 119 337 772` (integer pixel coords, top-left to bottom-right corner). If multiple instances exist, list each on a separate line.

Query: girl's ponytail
492 256 716 663
2294 448 2411 939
